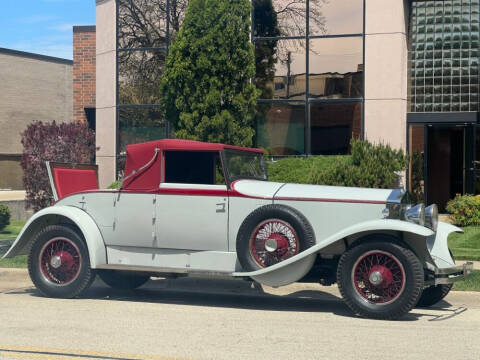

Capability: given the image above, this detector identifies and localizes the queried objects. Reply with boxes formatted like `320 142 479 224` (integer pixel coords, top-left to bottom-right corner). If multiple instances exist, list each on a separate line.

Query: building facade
95 0 479 210
0 48 73 190
73 26 97 128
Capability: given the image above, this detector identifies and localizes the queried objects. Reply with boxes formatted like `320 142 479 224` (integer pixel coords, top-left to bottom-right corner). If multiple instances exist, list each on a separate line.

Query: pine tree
160 0 259 147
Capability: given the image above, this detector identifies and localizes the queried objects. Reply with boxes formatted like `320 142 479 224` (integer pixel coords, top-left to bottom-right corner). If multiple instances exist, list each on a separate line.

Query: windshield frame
221 149 268 187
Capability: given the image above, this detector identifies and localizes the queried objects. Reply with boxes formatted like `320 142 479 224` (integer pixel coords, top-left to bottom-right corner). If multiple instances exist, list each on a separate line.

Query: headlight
425 204 439 231
404 203 425 226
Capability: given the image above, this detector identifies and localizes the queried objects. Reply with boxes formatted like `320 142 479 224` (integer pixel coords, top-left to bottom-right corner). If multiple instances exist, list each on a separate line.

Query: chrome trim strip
46 161 59 202
96 264 233 276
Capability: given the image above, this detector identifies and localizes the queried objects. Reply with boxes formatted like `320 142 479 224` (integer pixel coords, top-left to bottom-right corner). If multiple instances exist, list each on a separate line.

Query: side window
164 151 226 185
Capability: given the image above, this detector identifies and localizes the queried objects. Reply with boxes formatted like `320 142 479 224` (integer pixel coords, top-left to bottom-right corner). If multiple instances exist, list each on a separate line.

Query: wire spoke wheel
249 219 299 268
39 237 82 286
352 250 406 305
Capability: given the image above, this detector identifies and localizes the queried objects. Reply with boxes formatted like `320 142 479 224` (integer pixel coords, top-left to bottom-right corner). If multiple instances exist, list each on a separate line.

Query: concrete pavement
0 269 479 360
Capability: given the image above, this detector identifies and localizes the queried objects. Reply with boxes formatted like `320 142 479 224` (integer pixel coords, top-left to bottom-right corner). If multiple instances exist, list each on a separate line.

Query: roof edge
73 25 96 33
0 48 73 65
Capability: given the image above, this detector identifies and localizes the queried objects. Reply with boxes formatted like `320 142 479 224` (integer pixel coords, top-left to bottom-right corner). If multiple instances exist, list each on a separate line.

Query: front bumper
428 262 474 285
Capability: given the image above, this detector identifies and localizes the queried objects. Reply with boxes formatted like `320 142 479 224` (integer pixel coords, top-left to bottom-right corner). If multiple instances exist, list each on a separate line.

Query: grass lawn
0 220 26 241
0 220 27 268
448 226 480 261
453 270 480 291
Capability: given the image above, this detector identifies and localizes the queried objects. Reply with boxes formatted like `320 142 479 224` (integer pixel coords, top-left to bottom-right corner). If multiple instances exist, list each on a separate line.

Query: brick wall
73 26 96 123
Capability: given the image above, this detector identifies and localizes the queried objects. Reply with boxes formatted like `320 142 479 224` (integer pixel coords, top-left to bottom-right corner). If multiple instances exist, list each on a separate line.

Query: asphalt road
0 269 479 360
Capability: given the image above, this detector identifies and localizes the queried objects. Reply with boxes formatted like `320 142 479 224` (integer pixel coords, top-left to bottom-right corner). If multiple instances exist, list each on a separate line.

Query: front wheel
337 241 424 320
28 225 95 298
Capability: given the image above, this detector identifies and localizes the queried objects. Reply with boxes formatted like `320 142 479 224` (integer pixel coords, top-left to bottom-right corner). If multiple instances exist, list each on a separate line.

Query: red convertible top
123 139 263 191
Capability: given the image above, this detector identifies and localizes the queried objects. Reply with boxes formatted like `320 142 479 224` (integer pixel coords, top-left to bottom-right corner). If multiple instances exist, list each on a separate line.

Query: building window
252 0 365 155
256 102 305 155
116 0 365 156
409 0 480 112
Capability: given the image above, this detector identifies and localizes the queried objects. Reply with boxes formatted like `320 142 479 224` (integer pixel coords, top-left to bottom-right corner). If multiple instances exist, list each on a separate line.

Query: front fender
3 205 107 268
233 219 434 287
427 222 462 268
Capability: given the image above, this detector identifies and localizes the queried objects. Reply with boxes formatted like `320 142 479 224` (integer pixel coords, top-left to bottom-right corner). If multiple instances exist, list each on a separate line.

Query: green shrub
0 204 11 231
267 139 408 189
446 194 480 226
108 181 121 190
267 156 350 184
318 139 408 189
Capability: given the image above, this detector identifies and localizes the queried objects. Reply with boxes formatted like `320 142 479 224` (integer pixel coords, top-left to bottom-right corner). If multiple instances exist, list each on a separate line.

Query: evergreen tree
160 0 259 146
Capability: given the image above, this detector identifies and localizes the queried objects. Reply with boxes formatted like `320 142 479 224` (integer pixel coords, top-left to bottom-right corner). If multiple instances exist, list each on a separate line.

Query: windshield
223 150 267 183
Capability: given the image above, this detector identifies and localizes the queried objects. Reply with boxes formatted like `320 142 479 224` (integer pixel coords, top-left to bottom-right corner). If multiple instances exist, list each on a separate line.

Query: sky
0 0 96 60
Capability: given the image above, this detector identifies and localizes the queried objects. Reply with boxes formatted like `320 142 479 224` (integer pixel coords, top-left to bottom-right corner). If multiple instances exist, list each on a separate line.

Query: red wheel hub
368 265 394 288
352 251 405 304
39 238 82 286
250 219 299 268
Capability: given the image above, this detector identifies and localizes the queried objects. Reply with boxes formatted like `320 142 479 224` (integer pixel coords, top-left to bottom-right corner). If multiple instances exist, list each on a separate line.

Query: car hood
232 180 394 203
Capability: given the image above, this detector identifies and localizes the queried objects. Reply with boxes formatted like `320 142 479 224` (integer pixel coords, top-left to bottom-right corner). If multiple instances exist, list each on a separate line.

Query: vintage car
3 139 473 319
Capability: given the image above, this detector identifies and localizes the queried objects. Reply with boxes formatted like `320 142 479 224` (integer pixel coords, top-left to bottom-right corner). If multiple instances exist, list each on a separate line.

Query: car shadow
10 277 460 321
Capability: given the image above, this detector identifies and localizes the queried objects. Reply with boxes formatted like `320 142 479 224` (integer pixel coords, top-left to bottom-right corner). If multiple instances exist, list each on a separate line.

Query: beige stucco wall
0 51 73 189
364 0 409 151
0 53 73 155
96 0 117 188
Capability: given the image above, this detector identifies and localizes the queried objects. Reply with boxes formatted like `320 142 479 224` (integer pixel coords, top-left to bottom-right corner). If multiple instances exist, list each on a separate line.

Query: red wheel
237 205 315 272
337 240 424 320
28 225 95 298
249 219 299 268
352 250 405 305
39 237 82 286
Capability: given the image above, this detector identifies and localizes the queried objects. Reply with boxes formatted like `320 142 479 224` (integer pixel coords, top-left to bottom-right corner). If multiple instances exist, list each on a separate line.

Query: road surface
0 269 479 360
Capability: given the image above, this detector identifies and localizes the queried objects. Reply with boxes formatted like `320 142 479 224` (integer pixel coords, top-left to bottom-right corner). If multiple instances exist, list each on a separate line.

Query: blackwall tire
416 284 453 308
236 204 315 272
337 241 424 320
28 225 95 299
98 270 150 290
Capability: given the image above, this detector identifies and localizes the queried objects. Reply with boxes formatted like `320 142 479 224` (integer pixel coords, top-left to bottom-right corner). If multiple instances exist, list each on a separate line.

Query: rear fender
233 219 434 287
3 206 107 268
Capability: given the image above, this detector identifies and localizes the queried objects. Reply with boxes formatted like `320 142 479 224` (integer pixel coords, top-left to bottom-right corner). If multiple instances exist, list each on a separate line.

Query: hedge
267 139 409 189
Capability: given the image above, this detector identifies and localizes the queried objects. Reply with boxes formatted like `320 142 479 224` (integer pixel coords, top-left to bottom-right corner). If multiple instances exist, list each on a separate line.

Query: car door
155 151 228 251
110 192 156 248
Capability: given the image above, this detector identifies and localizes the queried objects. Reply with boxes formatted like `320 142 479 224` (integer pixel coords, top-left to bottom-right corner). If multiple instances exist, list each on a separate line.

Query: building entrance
409 123 480 212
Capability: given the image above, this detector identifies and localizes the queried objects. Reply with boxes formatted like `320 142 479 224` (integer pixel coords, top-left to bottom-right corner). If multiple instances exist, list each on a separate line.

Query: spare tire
236 204 315 272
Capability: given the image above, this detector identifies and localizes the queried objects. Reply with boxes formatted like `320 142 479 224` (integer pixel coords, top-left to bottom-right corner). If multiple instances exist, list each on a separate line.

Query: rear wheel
416 284 453 308
337 241 424 320
28 225 95 298
98 270 150 290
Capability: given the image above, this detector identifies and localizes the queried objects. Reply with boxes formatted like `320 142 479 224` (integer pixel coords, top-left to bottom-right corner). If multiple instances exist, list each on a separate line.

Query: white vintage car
4 139 473 319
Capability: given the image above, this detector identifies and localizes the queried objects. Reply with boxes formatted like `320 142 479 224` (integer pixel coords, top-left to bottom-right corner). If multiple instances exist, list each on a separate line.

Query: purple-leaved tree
21 121 95 212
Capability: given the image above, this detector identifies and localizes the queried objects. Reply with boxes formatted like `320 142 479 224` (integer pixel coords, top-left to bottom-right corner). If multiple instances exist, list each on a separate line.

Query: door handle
216 202 226 213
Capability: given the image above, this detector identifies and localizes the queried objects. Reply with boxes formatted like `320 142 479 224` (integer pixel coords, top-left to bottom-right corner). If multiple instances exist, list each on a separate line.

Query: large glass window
310 0 363 35
256 102 306 155
309 37 363 99
118 107 167 151
310 102 362 155
117 0 178 154
410 0 480 112
252 0 365 155
117 0 365 157
254 39 307 100
118 50 166 105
